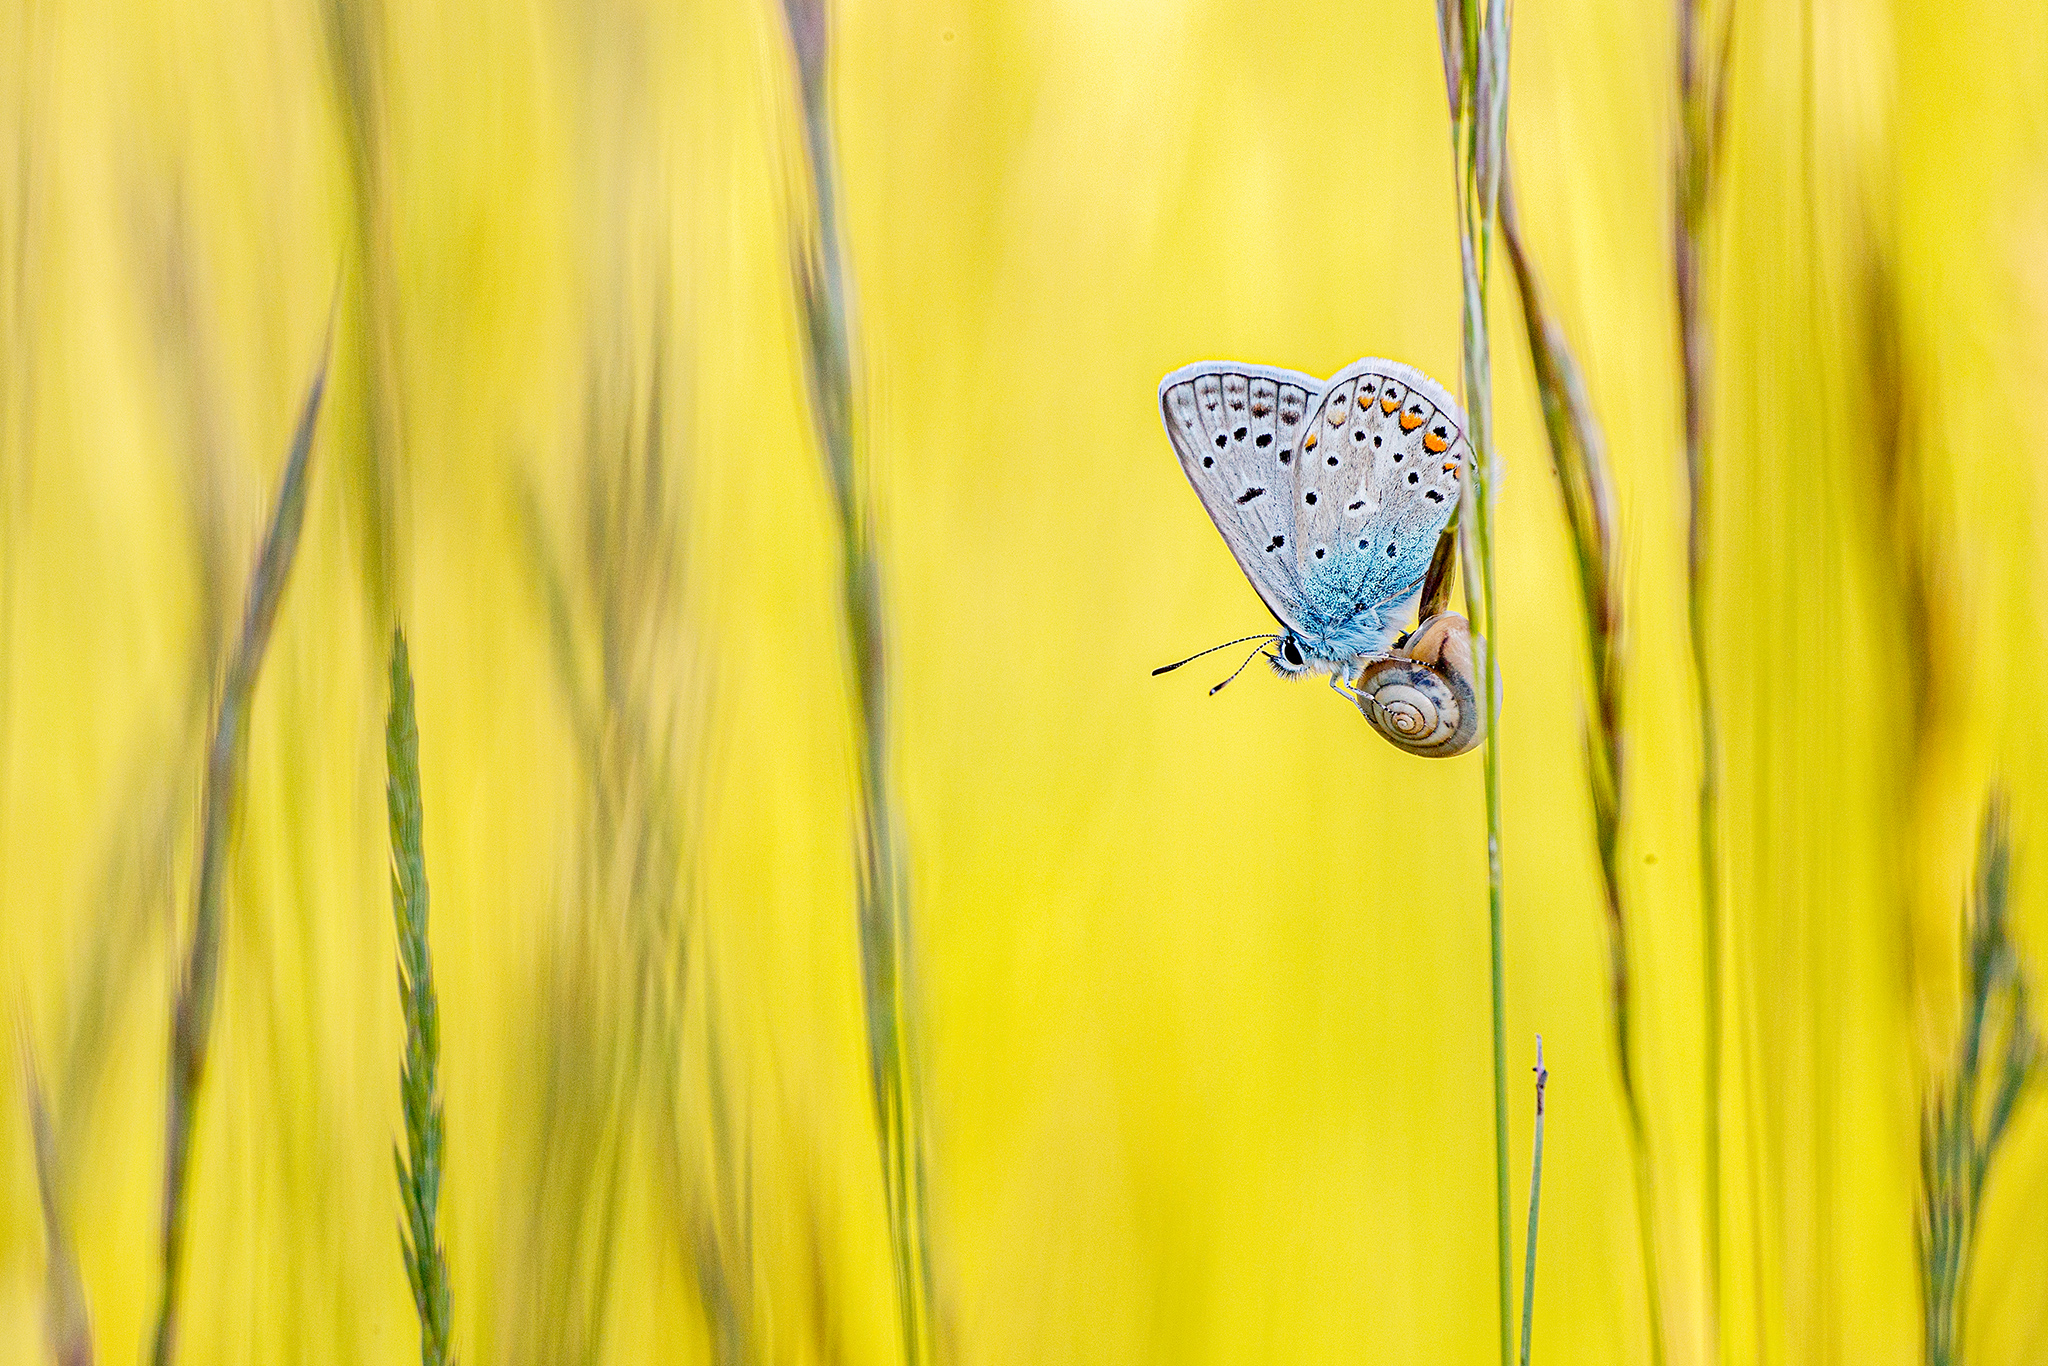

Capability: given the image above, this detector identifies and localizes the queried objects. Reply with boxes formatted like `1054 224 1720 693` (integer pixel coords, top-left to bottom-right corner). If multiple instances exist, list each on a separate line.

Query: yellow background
4 0 2047 1362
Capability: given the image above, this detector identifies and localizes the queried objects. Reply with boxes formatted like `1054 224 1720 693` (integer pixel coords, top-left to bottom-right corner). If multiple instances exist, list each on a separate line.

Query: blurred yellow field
3 0 2047 1362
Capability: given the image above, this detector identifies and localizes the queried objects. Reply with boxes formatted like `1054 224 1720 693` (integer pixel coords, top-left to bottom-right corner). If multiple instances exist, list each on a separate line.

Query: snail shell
1355 613 1484 758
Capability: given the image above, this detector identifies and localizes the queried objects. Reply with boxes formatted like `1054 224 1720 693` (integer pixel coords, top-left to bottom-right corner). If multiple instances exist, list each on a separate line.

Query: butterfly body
1158 356 1470 684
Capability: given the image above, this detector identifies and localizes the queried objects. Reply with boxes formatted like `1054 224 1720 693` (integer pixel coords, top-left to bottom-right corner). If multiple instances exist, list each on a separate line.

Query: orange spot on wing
1399 411 1424 431
1380 394 1400 414
1424 431 1449 454
1305 432 1320 450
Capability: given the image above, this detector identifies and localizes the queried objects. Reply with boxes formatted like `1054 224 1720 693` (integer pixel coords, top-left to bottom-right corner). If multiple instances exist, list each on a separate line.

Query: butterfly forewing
1159 361 1322 636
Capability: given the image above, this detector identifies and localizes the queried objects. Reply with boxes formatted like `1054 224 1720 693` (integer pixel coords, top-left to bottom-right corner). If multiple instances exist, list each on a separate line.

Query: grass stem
1519 1038 1546 1366
1676 3 1734 1354
149 334 330 1366
1434 4 1512 1362
777 3 934 1360
1498 168 1667 1366
18 1019 93 1366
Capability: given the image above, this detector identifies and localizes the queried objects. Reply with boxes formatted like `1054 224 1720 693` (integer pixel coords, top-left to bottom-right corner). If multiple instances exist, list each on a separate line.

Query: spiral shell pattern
1354 614 1483 758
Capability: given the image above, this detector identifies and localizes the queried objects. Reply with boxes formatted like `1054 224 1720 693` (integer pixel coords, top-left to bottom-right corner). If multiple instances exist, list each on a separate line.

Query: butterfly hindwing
1159 361 1323 636
1289 357 1467 639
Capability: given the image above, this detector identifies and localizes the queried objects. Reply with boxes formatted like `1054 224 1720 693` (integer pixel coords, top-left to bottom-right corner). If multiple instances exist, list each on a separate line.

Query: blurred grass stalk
387 629 452 1366
516 305 748 1359
150 336 330 1366
1498 172 1667 1365
1918 796 2039 1366
322 0 402 620
19 1021 94 1366
1433 4 1513 1363
497 7 742 1353
778 0 935 1360
1675 0 1733 1349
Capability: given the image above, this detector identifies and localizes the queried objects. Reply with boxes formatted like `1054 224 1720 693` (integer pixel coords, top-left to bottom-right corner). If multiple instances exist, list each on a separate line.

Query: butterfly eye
1282 639 1304 667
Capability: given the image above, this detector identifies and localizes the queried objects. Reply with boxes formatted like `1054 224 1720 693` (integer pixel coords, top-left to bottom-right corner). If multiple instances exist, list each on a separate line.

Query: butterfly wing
1158 360 1324 635
1288 357 1468 642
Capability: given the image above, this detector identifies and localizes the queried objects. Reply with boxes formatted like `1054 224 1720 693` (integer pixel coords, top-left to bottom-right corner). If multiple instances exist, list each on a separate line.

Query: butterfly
1154 357 1470 704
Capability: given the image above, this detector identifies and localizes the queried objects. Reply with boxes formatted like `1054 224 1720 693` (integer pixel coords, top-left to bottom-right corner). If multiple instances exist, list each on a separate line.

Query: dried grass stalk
1675 0 1734 1347
1498 168 1666 1366
150 335 330 1366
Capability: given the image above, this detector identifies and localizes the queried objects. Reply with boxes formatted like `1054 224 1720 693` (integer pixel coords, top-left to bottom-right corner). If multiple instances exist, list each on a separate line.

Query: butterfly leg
1328 672 1369 716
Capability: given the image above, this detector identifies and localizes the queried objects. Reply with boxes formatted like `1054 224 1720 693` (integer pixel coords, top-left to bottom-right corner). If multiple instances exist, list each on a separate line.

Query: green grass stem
777 3 935 1360
1520 1038 1546 1366
1434 4 1513 1363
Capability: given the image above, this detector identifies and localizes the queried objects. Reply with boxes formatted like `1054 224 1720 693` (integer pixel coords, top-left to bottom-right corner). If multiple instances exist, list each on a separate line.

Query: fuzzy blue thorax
1276 553 1425 673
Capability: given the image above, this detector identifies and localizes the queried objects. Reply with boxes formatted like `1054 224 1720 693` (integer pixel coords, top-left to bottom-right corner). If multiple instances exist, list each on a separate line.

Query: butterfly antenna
1208 641 1275 695
1152 634 1278 677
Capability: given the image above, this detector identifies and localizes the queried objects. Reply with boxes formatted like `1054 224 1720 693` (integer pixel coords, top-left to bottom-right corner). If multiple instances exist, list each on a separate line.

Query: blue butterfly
1154 357 1469 704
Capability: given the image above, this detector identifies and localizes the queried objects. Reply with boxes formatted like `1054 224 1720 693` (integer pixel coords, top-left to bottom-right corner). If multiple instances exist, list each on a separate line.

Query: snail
1351 612 1484 757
